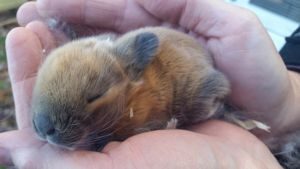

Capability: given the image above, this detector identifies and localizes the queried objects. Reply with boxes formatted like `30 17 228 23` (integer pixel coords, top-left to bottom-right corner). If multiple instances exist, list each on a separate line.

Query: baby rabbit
32 27 230 150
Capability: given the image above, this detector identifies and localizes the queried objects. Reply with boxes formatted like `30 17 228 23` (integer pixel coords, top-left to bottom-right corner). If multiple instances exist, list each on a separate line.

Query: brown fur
32 27 230 150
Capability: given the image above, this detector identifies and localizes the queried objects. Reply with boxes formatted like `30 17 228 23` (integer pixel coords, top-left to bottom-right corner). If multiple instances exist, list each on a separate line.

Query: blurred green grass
0 36 5 62
0 0 25 13
0 9 15 169
0 35 7 91
0 2 25 169
0 38 14 169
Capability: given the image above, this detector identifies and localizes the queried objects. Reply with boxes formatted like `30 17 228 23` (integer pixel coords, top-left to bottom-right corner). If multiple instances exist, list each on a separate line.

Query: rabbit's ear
114 32 159 80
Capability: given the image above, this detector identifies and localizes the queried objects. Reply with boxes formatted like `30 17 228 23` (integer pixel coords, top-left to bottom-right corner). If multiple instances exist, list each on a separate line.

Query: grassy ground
0 36 5 60
0 34 15 133
0 1 34 168
0 8 19 169
0 10 17 133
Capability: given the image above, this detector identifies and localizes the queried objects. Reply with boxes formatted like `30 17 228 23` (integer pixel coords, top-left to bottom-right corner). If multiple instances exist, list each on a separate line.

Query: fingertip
5 27 26 50
6 27 42 84
25 21 56 55
6 26 42 58
5 28 25 71
17 2 42 26
37 0 160 32
5 27 41 60
36 0 52 17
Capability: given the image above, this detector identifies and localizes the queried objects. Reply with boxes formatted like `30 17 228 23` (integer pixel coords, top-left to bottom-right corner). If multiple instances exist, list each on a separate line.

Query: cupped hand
0 123 282 169
1 0 298 168
17 0 300 133
1 4 283 167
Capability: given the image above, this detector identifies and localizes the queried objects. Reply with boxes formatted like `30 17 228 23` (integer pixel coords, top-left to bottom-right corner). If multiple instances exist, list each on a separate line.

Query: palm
1 123 281 169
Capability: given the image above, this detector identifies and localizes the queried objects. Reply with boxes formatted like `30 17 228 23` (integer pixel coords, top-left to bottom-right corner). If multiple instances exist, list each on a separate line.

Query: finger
26 21 57 56
136 0 220 35
6 28 43 129
136 0 187 24
136 0 257 37
36 0 160 32
17 1 43 26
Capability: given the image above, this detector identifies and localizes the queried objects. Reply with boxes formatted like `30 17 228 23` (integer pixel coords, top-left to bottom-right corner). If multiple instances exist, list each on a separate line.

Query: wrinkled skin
1 0 300 168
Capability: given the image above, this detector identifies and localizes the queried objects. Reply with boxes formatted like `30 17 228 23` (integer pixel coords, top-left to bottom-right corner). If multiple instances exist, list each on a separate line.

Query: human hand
16 0 300 134
0 123 283 169
2 27 281 169
0 8 282 168
0 29 282 167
